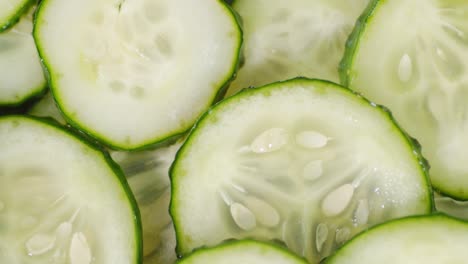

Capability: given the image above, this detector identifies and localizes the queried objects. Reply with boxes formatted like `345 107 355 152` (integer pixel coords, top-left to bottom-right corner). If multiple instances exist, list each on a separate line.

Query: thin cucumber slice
28 92 65 124
0 0 33 31
111 142 182 264
176 240 307 264
0 6 47 107
341 0 468 199
0 116 141 264
435 193 468 220
33 0 242 150
325 214 468 264
225 0 369 96
170 78 432 262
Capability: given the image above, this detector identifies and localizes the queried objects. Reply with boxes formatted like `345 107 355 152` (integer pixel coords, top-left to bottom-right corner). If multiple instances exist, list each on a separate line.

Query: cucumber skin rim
0 114 143 264
323 213 468 264
32 0 243 151
339 0 467 201
0 0 36 32
169 77 434 256
175 239 308 264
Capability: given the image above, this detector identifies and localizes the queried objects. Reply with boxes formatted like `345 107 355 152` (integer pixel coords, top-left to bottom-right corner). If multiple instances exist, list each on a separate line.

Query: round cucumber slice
225 0 369 96
0 0 34 31
33 0 242 150
176 240 307 264
341 0 468 199
0 116 141 264
0 5 47 107
170 78 432 262
325 214 468 264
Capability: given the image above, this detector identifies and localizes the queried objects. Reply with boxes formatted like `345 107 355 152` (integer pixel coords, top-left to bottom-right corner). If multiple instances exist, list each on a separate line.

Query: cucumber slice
177 240 307 264
325 214 468 264
0 0 33 31
341 0 468 199
0 116 141 263
111 142 182 264
0 5 47 107
224 0 369 96
170 78 432 262
28 92 65 124
33 0 242 150
435 193 468 220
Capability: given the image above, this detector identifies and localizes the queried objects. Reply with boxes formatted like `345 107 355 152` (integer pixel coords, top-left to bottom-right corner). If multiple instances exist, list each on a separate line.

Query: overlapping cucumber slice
33 0 242 150
176 240 308 264
0 5 46 107
341 0 468 199
325 214 468 264
0 0 34 31
170 78 432 262
0 116 141 263
225 0 369 96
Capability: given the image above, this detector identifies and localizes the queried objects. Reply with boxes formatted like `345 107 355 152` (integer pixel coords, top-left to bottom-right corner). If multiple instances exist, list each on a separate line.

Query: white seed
21 216 38 229
316 223 329 252
322 184 354 217
335 227 351 244
26 234 56 256
56 222 73 240
250 128 288 153
295 130 328 149
230 203 257 230
398 53 412 82
244 196 280 227
354 199 369 226
70 232 92 264
303 160 323 181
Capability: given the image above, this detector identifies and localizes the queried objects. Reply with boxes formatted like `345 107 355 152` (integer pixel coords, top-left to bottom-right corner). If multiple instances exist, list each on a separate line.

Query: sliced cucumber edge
0 0 35 32
32 0 243 151
169 77 434 256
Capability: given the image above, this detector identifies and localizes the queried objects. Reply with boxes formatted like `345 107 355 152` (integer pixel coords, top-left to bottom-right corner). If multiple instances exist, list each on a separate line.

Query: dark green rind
176 239 308 264
338 0 380 87
33 0 243 151
0 82 48 109
0 115 143 264
0 0 36 32
323 213 468 264
169 77 434 256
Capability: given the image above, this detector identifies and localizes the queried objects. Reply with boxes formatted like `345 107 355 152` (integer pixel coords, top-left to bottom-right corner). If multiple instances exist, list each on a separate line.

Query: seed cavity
303 160 323 181
26 234 56 256
109 80 126 92
316 223 328 252
230 202 256 231
397 53 412 83
244 196 280 227
250 128 288 153
70 232 92 264
322 184 354 217
335 227 351 244
155 34 173 57
131 86 145 98
295 130 328 149
353 199 369 226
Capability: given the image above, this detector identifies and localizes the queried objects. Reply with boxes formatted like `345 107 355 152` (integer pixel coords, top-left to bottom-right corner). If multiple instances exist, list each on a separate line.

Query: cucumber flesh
225 0 369 96
325 214 468 264
0 5 46 107
341 0 468 199
170 78 432 262
176 240 307 264
0 0 33 31
33 0 242 150
0 116 141 263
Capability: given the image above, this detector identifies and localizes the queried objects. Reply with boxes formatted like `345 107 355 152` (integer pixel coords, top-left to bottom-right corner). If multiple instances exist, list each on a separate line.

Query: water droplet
26 234 56 256
250 128 288 153
230 203 256 231
353 199 369 226
398 53 412 83
335 227 351 244
316 223 328 252
321 184 354 217
244 196 280 227
303 160 323 181
295 130 328 149
70 232 92 264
